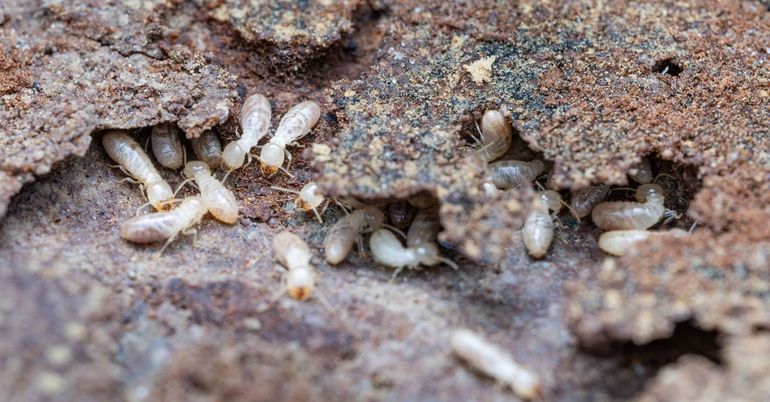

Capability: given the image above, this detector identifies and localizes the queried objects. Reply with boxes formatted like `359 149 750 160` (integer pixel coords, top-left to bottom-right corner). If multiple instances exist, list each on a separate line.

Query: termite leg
183 227 198 247
270 186 301 196
662 209 681 224
222 169 235 185
156 233 179 258
319 199 331 216
332 198 352 214
119 177 140 185
389 266 406 283
689 221 698 233
311 207 324 224
284 150 293 172
439 257 460 271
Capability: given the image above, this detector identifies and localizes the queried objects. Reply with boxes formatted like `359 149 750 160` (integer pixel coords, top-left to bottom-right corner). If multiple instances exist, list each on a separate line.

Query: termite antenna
688 221 698 233
381 223 407 239
439 256 460 271
270 185 300 195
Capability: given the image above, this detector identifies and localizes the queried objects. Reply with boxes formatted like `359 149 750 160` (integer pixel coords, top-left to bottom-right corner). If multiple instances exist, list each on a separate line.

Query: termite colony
468 108 694 258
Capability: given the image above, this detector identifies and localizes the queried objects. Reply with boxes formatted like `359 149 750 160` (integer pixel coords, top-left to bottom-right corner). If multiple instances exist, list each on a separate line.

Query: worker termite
628 157 653 184
387 201 415 230
150 123 185 170
260 100 321 175
569 184 610 219
522 198 554 258
102 130 174 210
222 93 272 170
271 182 327 223
324 207 391 265
486 159 545 189
451 328 542 400
191 131 223 170
474 109 512 163
598 228 688 256
182 161 239 224
120 196 206 253
272 230 317 301
592 184 679 230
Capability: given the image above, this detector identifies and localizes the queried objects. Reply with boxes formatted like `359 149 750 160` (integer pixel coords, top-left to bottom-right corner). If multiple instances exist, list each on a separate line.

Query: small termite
324 207 388 265
407 191 438 208
120 196 206 253
475 109 512 163
598 228 688 256
191 131 223 170
539 190 563 213
569 184 610 219
628 157 653 184
388 201 415 230
150 123 185 170
182 161 239 224
222 93 272 170
260 100 321 175
592 184 678 230
271 182 327 223
272 230 317 301
522 198 554 258
103 130 174 210
486 159 545 189
451 328 542 400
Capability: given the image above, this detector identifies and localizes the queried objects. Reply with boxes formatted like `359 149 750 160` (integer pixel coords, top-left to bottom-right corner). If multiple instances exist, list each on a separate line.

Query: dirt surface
1 1 769 401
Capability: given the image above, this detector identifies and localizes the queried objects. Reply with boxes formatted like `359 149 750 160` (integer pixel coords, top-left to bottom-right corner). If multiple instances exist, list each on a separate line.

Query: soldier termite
260 100 321 175
120 196 206 254
182 161 239 224
191 131 223 170
474 109 512 163
522 198 554 258
628 157 653 184
324 207 393 265
451 328 542 400
388 201 415 230
271 182 327 223
222 93 272 170
598 228 688 256
486 160 545 189
150 123 185 170
272 230 317 301
570 184 610 219
592 184 679 230
102 130 174 210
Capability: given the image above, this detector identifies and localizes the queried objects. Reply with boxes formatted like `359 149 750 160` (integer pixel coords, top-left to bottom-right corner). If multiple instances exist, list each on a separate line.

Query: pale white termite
191 131 223 170
570 184 610 219
522 198 554 258
324 207 388 265
272 230 316 301
222 93 272 170
103 130 174 210
475 109 512 163
628 157 653 184
539 190 563 213
260 100 321 175
451 328 542 400
150 123 185 170
271 182 327 223
598 228 688 256
182 161 239 224
486 160 545 189
120 196 206 253
592 184 677 230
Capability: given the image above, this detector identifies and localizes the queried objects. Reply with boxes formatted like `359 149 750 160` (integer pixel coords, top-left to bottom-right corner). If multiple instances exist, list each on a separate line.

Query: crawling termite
182 161 239 224
628 157 653 184
592 184 679 230
271 182 327 223
102 130 174 210
486 160 545 190
324 207 389 265
599 228 688 256
474 109 512 163
120 196 206 253
272 230 317 301
522 198 554 258
388 201 415 230
191 131 223 170
260 100 321 175
451 328 542 400
569 184 610 219
222 93 272 170
150 123 185 170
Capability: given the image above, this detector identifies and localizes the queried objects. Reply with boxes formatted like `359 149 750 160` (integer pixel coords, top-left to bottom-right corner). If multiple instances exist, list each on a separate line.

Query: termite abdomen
151 123 184 170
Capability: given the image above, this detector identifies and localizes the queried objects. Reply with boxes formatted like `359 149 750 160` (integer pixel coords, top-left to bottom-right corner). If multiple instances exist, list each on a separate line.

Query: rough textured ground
1 0 769 401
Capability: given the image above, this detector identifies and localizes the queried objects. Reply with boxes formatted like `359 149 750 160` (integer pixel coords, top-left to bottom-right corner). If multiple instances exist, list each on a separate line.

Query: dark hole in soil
653 58 683 76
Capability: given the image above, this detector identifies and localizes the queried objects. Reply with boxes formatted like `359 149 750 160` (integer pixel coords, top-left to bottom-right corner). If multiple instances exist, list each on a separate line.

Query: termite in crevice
223 93 272 171
260 100 321 175
182 161 239 224
271 181 329 223
120 196 207 255
191 131 223 170
150 123 185 170
592 183 680 230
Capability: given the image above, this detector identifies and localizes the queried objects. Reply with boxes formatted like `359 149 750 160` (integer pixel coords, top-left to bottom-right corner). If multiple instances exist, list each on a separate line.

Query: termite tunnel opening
652 58 683 76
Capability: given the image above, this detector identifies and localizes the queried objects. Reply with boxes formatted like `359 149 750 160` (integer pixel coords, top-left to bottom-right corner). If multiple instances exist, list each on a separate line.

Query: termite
120 196 206 253
474 109 512 163
451 328 542 400
388 201 415 230
150 123 185 170
522 198 554 258
272 230 317 301
102 130 174 210
539 190 563 213
191 131 223 170
259 100 321 175
628 157 653 184
486 160 545 189
324 207 389 265
222 93 272 170
182 161 239 224
592 183 678 230
598 228 688 256
569 184 610 219
271 182 327 223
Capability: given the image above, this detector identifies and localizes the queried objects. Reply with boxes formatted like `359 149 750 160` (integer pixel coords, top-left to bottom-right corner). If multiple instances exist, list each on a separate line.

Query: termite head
286 266 315 301
296 182 324 211
530 159 546 176
222 141 247 170
183 161 210 179
540 190 563 212
362 207 386 230
635 183 664 202
147 181 174 210
259 143 284 175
